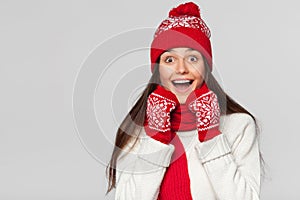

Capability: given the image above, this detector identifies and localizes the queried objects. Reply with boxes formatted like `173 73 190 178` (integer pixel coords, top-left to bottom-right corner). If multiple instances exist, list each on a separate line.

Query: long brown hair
105 55 265 194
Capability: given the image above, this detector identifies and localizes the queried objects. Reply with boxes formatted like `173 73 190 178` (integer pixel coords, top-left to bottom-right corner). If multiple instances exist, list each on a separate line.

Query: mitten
185 82 221 142
144 85 180 144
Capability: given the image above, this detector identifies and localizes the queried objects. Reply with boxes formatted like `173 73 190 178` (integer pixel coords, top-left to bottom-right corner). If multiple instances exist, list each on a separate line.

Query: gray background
1 0 299 199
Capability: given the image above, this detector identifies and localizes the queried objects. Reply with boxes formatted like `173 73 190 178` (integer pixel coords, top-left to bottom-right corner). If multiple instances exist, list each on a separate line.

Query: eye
165 56 175 63
188 55 198 62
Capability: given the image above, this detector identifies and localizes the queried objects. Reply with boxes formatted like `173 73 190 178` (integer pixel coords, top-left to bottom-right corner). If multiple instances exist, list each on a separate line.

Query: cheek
191 65 206 85
194 69 205 80
159 66 173 83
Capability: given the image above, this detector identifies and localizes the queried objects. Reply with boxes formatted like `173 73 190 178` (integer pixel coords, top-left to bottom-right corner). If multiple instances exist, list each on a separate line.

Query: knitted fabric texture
185 82 221 142
157 134 193 200
144 84 179 144
150 2 213 73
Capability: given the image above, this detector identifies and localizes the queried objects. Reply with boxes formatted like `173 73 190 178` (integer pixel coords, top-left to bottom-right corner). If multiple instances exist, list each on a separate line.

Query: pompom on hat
150 2 213 73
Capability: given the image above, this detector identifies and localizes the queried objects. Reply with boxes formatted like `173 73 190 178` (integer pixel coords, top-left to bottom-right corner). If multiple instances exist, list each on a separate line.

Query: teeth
172 80 192 84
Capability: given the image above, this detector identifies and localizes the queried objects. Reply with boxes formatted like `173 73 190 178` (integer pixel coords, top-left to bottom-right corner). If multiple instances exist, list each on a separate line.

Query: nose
175 58 188 74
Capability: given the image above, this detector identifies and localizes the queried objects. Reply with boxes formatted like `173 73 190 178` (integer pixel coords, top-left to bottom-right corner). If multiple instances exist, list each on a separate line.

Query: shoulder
219 113 257 146
220 113 256 131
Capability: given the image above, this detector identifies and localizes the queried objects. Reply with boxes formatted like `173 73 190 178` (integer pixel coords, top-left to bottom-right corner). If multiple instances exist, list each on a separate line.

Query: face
159 47 206 104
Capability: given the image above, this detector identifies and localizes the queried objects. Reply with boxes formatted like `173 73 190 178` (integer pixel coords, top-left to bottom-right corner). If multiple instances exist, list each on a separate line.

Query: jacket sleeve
194 113 261 200
115 130 175 200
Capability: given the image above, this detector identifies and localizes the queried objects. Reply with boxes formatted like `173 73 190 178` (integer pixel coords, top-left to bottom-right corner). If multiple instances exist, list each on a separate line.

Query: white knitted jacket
114 113 261 200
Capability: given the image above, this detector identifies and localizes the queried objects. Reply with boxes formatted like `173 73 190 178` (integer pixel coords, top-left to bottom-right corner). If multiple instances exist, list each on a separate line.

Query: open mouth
172 79 194 92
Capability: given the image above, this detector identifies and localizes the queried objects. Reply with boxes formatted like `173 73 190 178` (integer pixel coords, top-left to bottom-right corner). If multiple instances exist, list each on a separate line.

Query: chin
172 92 188 104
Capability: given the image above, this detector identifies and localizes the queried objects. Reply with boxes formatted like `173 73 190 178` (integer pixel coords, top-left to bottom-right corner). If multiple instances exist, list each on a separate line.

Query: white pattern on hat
154 15 211 39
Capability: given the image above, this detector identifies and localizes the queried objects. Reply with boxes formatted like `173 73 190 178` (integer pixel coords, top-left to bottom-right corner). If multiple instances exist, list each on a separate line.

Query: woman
106 2 263 200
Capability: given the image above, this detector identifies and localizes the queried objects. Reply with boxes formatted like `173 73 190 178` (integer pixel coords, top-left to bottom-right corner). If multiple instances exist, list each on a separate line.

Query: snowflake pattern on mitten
188 91 220 131
146 93 177 132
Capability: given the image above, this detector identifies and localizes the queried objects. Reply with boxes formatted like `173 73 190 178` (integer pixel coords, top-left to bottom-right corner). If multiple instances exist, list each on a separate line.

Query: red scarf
171 103 197 132
158 103 196 200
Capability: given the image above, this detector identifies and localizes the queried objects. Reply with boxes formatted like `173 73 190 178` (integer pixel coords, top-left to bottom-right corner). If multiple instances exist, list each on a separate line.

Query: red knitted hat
150 2 213 73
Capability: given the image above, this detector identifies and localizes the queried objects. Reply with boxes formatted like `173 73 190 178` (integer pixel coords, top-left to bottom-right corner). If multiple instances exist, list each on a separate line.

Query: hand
185 82 221 142
144 84 180 144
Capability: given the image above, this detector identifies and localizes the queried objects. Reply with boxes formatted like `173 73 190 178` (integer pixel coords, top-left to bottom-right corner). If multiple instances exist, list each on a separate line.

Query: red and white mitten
185 82 221 142
144 85 180 144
